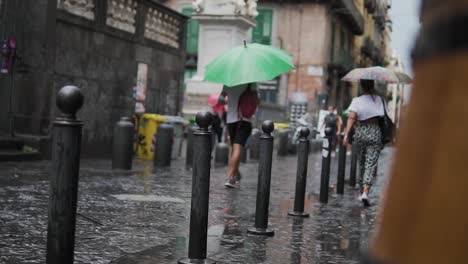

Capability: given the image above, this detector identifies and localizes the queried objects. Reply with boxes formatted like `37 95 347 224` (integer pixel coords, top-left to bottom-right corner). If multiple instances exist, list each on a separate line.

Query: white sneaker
359 192 370 207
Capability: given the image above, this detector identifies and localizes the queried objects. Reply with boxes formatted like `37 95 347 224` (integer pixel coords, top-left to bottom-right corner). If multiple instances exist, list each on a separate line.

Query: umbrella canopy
208 93 222 106
204 43 295 87
342 66 412 84
395 71 413 84
208 93 227 113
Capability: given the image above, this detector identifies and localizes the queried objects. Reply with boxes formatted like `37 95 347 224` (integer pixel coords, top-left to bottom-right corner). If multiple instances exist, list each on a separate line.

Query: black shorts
227 121 252 146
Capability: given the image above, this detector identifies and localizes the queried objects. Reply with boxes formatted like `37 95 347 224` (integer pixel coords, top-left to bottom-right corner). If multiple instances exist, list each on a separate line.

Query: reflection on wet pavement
0 149 392 263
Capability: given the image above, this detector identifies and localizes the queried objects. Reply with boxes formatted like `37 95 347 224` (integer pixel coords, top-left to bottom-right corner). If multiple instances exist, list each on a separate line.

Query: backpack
238 84 259 119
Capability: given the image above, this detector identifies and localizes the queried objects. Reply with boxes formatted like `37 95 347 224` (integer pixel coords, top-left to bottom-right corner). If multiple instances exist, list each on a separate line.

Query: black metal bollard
277 129 289 156
240 145 247 163
336 133 346 195
288 127 310 218
319 127 333 203
186 125 194 169
154 123 174 167
349 143 358 188
178 112 215 264
112 117 134 170
46 86 84 264
215 142 229 166
247 121 275 236
249 128 261 160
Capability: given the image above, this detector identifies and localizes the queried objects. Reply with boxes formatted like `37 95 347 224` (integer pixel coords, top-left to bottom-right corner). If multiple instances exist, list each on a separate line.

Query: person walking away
211 102 227 143
322 105 343 157
343 80 386 206
219 83 258 188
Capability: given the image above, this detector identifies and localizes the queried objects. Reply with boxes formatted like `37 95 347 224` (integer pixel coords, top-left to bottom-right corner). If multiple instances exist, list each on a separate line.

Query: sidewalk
0 148 393 264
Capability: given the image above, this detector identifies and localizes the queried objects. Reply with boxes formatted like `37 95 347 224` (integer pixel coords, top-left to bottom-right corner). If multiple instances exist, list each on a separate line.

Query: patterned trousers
354 123 383 187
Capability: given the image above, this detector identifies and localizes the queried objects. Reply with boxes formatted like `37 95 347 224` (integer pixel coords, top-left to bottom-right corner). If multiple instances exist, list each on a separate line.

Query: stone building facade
164 0 392 121
0 0 187 157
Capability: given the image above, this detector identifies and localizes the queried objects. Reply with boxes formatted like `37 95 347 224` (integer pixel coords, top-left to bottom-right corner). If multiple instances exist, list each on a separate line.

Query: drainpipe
295 4 303 92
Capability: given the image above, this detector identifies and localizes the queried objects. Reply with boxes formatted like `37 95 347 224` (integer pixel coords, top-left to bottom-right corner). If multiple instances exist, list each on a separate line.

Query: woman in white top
344 80 386 206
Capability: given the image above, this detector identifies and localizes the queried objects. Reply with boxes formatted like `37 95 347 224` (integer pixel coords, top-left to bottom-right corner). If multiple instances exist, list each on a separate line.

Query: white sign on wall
135 63 148 114
307 65 324 77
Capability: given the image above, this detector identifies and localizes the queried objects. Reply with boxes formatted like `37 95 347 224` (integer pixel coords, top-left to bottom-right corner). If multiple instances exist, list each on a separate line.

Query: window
252 9 273 45
340 28 345 62
182 8 199 54
257 79 279 104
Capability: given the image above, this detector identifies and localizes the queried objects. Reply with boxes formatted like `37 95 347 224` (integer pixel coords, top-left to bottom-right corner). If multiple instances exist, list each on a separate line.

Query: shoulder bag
378 97 395 145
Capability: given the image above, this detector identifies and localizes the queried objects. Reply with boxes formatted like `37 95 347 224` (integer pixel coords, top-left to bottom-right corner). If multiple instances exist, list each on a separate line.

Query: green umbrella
204 42 295 87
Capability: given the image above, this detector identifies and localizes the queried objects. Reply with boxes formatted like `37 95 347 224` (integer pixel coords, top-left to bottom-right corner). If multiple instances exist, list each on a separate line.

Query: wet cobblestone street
0 148 393 264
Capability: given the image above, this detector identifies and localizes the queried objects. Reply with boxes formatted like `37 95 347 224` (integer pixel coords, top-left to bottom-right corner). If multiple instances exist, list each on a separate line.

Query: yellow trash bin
274 122 290 130
137 114 167 160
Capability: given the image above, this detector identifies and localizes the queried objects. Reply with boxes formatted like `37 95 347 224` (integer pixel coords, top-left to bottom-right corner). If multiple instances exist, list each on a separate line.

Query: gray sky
389 0 421 75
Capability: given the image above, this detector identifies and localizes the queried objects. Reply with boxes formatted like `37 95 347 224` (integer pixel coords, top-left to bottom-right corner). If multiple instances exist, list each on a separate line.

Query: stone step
0 150 42 162
0 137 25 150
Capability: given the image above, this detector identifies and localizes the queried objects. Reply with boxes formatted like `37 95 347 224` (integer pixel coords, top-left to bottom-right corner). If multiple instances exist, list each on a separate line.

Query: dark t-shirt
325 113 339 132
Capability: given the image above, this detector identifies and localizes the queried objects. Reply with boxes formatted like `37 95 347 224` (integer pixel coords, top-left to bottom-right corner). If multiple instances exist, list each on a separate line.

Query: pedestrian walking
343 80 387 206
203 42 294 189
219 83 258 188
209 93 227 143
321 105 343 156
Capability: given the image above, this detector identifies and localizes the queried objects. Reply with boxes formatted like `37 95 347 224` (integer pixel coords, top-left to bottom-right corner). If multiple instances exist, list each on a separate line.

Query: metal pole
214 142 229 167
319 128 332 203
277 129 288 156
112 117 134 170
336 133 346 195
178 112 216 264
154 123 174 167
349 142 358 188
247 120 275 236
240 145 247 163
8 68 14 137
185 125 194 169
288 127 310 217
46 86 84 264
249 128 261 160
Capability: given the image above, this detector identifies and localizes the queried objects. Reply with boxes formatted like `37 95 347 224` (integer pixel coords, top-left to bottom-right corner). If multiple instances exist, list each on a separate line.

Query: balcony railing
365 0 377 14
332 0 365 35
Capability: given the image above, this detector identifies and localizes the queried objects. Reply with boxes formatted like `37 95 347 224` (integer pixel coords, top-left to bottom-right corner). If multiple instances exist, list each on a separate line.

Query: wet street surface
0 148 392 264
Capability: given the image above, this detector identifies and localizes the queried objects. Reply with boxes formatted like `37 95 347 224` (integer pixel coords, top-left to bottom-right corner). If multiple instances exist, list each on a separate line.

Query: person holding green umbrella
206 41 295 188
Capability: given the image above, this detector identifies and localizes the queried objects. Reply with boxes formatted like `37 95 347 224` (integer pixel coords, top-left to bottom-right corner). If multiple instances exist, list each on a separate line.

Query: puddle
111 194 185 203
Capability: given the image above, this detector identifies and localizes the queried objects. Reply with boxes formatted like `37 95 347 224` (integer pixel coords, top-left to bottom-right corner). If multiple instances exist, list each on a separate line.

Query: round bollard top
299 127 310 139
56 86 84 118
262 120 274 134
195 111 213 130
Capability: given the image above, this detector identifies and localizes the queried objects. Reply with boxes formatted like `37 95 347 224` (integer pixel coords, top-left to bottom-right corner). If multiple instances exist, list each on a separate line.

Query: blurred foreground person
367 1 468 263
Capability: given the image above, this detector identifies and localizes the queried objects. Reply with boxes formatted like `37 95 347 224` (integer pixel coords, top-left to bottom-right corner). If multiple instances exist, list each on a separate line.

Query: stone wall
0 0 187 158
0 0 55 137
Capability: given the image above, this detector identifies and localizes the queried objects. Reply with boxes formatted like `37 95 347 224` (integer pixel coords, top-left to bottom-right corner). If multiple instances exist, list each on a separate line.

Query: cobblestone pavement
0 147 393 264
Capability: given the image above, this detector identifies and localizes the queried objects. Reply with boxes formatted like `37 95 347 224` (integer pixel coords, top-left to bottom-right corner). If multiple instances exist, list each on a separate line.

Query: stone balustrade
56 0 185 50
57 0 95 20
144 7 181 49
106 0 138 33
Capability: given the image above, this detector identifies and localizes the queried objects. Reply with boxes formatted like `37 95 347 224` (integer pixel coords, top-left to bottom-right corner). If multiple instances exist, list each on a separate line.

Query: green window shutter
252 9 272 45
182 8 199 54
